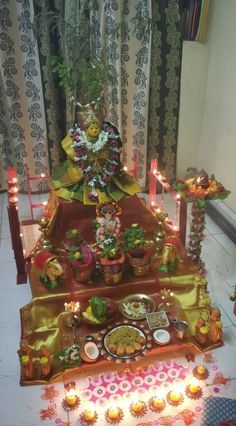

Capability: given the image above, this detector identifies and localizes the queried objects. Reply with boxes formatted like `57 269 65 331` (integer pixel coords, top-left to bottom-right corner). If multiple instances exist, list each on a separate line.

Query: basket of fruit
81 296 118 326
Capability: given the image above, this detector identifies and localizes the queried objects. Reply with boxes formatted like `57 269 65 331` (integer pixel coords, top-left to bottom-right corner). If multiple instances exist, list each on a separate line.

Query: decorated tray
97 320 153 363
119 293 156 320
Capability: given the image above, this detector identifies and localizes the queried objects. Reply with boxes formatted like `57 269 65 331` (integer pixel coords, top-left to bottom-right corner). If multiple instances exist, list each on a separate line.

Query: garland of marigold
70 122 122 195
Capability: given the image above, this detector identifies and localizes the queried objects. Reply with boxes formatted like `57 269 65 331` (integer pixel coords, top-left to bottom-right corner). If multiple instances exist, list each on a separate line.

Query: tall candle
149 158 158 207
7 167 17 182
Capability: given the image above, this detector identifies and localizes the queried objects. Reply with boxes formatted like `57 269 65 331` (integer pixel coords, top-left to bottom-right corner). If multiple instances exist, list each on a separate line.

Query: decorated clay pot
126 248 151 276
99 252 126 285
70 244 94 282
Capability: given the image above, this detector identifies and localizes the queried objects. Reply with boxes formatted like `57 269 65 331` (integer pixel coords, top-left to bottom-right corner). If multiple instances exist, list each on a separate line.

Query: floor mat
202 397 236 426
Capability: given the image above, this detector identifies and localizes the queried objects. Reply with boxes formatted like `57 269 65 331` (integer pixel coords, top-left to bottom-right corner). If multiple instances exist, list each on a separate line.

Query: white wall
178 0 236 211
177 41 209 178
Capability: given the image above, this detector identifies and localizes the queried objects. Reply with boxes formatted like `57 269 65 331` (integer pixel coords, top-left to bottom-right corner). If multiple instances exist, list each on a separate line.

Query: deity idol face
86 122 101 138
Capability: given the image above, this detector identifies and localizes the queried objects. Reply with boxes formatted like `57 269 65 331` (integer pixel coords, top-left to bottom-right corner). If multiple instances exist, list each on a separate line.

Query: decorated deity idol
95 201 121 248
159 236 181 273
51 105 141 204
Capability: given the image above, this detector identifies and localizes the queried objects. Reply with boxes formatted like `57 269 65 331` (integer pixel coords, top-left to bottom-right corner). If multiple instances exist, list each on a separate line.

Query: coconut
80 341 99 363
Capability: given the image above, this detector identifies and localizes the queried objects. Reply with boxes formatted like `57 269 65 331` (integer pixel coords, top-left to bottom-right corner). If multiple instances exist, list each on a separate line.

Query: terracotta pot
127 248 151 276
99 252 126 285
70 244 94 282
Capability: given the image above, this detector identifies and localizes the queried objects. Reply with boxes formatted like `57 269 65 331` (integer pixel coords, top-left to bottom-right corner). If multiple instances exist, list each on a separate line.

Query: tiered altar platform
19 194 218 386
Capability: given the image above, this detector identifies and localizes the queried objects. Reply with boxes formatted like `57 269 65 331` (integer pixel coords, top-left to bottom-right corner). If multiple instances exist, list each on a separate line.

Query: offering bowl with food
104 325 147 359
119 294 156 320
82 296 118 325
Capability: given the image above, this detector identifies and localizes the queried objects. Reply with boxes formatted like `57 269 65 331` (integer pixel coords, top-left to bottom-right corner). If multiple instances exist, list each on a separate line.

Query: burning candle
149 158 158 206
64 301 80 313
65 389 77 406
7 167 17 183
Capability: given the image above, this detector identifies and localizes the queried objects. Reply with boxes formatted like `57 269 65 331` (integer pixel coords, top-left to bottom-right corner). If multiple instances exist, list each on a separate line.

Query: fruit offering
82 296 118 325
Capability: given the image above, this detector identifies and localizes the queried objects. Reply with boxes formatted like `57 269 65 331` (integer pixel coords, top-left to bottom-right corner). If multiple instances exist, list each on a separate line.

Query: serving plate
97 320 153 363
119 293 156 320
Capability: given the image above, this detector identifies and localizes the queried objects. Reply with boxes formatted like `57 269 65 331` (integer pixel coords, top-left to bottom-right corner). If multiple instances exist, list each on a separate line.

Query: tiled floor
0 192 236 426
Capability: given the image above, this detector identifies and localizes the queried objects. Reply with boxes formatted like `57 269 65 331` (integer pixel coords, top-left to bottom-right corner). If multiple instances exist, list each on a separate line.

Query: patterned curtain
89 0 152 188
33 0 80 169
0 0 182 192
147 0 183 182
0 0 52 192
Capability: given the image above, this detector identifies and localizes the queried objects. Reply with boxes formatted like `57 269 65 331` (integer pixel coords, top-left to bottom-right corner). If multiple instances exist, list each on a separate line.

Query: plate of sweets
81 296 118 326
119 294 156 320
97 321 153 363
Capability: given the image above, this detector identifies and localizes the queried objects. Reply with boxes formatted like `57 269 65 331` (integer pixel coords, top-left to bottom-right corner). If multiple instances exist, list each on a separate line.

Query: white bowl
153 329 171 345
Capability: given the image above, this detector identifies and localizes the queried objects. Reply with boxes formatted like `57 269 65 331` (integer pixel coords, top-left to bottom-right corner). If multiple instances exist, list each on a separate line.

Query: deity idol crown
76 104 104 130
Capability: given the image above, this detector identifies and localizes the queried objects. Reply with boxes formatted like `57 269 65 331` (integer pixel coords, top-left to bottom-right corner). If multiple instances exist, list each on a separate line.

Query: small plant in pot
98 234 125 285
122 223 151 276
64 229 94 282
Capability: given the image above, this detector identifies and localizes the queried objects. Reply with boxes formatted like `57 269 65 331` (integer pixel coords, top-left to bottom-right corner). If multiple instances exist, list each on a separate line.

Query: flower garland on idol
69 122 122 200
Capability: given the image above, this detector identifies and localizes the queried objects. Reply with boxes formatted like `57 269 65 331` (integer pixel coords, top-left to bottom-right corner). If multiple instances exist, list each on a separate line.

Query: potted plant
122 223 151 276
63 229 94 282
98 234 125 285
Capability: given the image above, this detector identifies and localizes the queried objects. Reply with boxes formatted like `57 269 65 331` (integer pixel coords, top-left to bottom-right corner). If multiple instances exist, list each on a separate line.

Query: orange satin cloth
20 193 212 385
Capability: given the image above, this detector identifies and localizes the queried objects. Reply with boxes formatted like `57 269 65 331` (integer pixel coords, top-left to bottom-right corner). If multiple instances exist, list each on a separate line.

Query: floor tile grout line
208 232 236 257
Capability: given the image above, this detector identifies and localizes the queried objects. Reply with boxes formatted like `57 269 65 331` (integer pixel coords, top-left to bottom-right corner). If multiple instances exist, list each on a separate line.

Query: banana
82 311 102 324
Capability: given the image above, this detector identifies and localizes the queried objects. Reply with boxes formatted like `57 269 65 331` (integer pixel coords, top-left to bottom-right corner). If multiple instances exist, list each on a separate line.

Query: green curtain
148 0 183 182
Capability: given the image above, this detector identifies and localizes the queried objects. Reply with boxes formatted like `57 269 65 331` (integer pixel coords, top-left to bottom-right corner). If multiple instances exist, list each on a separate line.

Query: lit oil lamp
149 396 166 412
80 408 98 425
193 364 209 380
105 406 123 424
185 383 203 400
167 391 183 406
197 365 205 375
62 386 80 411
130 400 147 417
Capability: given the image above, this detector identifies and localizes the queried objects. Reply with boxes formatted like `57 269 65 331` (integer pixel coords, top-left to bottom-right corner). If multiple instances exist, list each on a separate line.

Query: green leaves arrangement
99 234 121 259
122 224 146 252
34 1 152 107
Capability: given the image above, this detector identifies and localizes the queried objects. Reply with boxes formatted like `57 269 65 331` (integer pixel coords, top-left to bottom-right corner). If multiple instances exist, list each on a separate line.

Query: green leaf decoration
89 296 106 321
